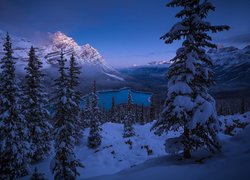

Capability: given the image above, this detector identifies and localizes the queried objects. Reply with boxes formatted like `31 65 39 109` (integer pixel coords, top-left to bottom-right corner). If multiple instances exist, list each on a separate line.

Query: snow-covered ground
92 128 250 180
24 112 250 180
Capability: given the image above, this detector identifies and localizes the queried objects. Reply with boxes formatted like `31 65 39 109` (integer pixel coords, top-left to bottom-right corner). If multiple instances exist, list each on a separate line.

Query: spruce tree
51 51 83 179
23 46 51 161
83 95 91 128
139 105 145 125
152 0 229 159
68 54 83 144
240 97 245 114
123 91 135 138
135 105 139 123
88 81 102 148
0 33 30 179
110 96 116 122
149 96 156 121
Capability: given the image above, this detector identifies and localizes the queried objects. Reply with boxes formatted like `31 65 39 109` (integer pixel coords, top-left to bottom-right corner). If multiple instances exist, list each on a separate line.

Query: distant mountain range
0 29 249 97
119 46 250 97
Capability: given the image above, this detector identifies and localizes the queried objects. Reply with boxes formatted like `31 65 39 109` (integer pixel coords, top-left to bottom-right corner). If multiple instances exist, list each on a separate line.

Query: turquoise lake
81 88 152 110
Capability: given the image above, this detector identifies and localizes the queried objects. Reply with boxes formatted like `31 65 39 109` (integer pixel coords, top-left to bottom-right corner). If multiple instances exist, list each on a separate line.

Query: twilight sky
0 0 250 67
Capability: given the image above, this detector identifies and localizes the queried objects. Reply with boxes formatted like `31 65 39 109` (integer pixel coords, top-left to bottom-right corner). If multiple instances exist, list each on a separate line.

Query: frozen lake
81 88 152 110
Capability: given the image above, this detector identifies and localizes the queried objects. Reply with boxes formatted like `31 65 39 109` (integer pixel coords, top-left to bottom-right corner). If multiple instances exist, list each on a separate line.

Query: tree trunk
183 126 191 159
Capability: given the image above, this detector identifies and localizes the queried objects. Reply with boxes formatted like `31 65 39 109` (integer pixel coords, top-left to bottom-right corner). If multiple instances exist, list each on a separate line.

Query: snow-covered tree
123 91 135 138
88 81 102 148
83 95 91 128
0 33 30 179
139 105 145 125
23 46 51 161
68 54 83 144
51 51 83 179
149 96 156 121
152 0 230 159
110 96 116 122
135 105 139 122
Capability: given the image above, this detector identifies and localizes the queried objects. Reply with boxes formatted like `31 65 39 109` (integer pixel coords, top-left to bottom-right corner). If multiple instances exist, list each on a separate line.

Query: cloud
225 33 250 44
125 50 176 58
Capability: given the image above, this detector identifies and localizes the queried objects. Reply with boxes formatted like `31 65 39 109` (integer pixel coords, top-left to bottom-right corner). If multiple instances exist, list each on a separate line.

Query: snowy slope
94 128 250 180
90 113 250 180
22 112 250 180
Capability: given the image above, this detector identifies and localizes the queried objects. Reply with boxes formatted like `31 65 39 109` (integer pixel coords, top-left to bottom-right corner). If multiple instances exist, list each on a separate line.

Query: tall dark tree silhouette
240 97 246 114
88 81 102 148
149 96 156 121
110 96 116 122
139 105 144 125
23 46 51 161
51 51 83 179
0 33 30 179
68 54 83 144
83 95 91 128
123 91 135 138
152 0 230 159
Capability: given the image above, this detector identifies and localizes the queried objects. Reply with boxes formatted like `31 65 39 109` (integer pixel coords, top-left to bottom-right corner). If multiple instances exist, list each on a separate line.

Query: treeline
96 96 157 124
152 93 250 117
216 97 250 115
0 33 156 179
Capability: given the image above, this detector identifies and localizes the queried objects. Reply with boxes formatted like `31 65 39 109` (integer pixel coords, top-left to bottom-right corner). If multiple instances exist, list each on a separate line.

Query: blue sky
0 0 250 67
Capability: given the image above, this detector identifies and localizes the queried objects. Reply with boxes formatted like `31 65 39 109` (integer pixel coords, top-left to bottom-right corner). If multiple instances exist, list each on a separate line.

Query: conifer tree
0 33 30 179
152 0 229 159
139 105 145 125
149 97 156 121
23 46 51 161
110 96 116 122
135 105 139 122
68 54 83 144
83 95 91 128
240 97 245 114
123 91 135 138
51 51 83 179
88 81 102 148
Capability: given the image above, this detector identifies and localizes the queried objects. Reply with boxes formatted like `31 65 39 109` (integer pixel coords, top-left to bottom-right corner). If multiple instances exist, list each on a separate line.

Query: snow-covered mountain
208 46 250 68
43 31 105 65
0 30 123 84
148 60 171 66
119 45 250 93
208 46 250 91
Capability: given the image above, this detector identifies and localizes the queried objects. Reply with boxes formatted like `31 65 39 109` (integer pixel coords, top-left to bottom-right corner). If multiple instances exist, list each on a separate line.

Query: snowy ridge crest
0 30 105 66
44 31 104 65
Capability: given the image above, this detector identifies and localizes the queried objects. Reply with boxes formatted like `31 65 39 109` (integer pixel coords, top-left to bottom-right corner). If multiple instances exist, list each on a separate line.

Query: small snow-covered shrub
219 113 250 136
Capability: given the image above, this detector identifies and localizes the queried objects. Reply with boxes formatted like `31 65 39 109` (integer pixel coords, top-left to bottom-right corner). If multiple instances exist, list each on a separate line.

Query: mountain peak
51 31 78 50
42 31 105 65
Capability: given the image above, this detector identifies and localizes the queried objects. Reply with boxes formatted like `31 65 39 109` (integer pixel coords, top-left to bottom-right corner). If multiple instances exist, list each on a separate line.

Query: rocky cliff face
43 31 104 65
0 30 123 83
0 30 104 65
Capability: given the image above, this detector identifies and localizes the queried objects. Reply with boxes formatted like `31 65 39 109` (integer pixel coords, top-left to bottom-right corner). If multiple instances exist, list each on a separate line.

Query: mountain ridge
0 30 123 83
